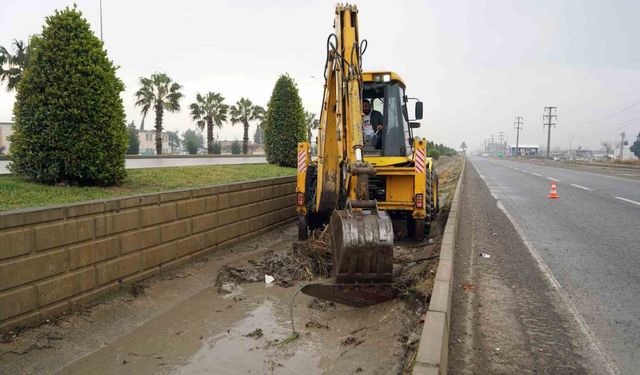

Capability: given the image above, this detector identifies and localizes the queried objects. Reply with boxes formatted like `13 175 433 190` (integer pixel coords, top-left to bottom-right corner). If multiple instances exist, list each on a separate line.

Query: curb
413 159 465 375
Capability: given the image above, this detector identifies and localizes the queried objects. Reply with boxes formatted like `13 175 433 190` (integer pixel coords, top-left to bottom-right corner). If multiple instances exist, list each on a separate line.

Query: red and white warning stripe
415 148 426 174
297 149 307 173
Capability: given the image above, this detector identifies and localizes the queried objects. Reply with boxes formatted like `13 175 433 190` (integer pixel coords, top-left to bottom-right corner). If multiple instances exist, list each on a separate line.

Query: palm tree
134 73 183 154
304 111 319 142
230 98 265 155
190 92 228 154
0 39 31 92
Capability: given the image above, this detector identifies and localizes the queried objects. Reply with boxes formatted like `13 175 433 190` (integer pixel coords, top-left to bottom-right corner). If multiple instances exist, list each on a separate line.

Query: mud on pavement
0 157 462 375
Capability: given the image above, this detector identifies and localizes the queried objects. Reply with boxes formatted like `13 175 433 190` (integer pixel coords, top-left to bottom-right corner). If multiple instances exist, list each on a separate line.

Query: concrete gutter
413 159 465 375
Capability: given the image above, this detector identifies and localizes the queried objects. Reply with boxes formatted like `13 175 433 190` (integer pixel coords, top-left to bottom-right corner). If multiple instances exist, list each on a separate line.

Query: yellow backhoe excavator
296 4 438 306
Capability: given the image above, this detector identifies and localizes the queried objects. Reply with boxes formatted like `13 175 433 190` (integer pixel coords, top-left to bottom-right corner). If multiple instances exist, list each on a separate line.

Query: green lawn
0 164 295 212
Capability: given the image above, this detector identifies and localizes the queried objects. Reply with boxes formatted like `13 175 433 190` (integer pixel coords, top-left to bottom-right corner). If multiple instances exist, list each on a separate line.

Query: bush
183 129 203 155
9 6 127 185
264 74 306 167
127 122 140 155
231 139 241 155
427 149 440 160
212 140 221 154
631 135 640 159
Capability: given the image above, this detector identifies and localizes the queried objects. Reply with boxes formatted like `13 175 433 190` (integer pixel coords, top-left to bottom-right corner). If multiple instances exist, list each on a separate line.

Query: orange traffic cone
547 181 558 199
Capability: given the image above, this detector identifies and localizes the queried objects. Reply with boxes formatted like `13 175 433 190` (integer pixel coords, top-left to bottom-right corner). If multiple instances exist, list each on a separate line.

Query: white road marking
615 197 640 206
521 169 529 173
470 161 618 375
531 172 542 177
571 184 592 191
546 177 561 182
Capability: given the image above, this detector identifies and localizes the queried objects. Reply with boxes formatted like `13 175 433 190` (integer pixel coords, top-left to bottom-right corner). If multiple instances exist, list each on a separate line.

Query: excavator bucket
301 208 396 307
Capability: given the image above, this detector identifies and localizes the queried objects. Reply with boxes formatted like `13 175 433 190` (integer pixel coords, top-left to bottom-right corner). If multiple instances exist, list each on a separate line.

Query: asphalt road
469 156 640 374
0 156 267 174
450 162 609 374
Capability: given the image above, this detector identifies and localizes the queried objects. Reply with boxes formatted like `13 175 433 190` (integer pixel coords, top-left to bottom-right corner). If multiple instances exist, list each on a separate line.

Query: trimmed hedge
264 74 306 167
9 6 127 185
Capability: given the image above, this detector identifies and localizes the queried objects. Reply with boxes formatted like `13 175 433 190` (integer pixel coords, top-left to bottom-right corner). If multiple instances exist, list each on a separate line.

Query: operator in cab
362 99 383 149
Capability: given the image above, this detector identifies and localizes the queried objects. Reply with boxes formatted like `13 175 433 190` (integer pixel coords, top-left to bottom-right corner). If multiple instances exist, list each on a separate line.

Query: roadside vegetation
9 7 127 185
0 164 294 211
264 74 307 167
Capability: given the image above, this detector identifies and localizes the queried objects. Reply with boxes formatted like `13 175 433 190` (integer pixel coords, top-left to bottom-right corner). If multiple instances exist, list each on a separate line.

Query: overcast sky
1 0 639 151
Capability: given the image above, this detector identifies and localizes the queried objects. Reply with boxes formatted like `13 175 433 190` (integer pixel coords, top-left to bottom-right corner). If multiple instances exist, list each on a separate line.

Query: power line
570 98 640 127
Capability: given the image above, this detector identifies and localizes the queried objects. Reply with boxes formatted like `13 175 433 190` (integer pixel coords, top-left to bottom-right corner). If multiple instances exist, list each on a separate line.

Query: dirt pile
216 227 333 288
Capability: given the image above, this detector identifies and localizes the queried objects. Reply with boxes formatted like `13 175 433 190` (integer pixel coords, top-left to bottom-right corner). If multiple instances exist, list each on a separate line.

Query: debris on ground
264 275 275 284
126 283 148 298
480 252 491 258
215 228 333 289
305 319 330 329
162 272 192 281
341 336 364 347
462 283 476 291
307 298 336 312
244 328 264 339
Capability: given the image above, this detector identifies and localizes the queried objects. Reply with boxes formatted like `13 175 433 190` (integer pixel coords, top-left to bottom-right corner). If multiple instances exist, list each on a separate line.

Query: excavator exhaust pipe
301 207 396 307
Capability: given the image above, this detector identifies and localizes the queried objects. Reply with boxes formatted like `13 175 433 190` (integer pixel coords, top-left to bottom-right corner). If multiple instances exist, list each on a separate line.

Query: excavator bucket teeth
301 283 396 307
330 209 394 284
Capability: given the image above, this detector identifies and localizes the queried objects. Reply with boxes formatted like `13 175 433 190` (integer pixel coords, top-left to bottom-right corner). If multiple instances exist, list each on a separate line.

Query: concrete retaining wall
413 160 465 375
0 176 296 333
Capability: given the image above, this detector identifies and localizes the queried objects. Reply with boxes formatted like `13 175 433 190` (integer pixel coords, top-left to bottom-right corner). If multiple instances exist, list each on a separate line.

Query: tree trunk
207 118 213 154
155 104 164 155
243 120 249 155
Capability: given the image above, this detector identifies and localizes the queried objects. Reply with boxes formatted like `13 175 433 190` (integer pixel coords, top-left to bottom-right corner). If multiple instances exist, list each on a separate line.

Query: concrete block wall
0 176 296 333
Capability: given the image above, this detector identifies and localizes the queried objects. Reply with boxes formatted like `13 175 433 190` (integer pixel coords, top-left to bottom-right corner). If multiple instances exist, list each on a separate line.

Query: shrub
9 6 127 185
127 121 140 155
212 140 221 154
183 129 203 155
631 134 640 159
264 74 306 167
427 149 440 160
231 139 241 155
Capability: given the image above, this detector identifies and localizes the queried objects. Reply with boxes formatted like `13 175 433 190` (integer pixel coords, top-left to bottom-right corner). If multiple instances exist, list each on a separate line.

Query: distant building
138 130 170 155
508 144 539 157
573 149 594 161
217 140 264 155
613 145 635 161
0 121 14 155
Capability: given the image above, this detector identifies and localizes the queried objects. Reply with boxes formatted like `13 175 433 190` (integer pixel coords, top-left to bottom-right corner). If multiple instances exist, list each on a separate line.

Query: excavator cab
361 73 423 158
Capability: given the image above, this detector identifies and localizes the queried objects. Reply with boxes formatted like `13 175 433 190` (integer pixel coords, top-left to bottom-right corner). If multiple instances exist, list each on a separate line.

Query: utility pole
619 132 626 161
543 107 557 159
514 116 523 156
490 134 495 154
498 131 505 154
99 0 103 42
